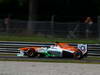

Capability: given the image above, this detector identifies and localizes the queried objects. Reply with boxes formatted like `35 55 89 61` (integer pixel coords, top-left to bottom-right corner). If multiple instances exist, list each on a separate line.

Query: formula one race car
17 42 88 59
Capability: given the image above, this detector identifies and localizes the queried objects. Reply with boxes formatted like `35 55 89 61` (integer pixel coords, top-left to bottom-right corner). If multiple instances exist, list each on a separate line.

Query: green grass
0 57 100 64
0 53 100 64
0 35 99 44
0 53 16 56
0 58 86 63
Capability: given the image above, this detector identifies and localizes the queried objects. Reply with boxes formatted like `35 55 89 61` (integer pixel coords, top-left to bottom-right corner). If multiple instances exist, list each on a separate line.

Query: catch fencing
0 19 98 39
0 41 99 56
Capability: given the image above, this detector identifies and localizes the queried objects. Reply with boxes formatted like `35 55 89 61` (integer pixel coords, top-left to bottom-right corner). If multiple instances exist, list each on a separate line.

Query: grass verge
0 35 99 44
0 53 100 64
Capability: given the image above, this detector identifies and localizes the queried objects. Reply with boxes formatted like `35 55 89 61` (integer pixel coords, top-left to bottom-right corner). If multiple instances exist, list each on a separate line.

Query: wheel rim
74 52 81 59
28 50 34 56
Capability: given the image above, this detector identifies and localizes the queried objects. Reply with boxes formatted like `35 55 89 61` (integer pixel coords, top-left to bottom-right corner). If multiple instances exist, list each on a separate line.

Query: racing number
80 46 86 51
78 44 87 54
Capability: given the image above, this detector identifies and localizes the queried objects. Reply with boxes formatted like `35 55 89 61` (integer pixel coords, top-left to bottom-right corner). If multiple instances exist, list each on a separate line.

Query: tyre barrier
0 41 99 56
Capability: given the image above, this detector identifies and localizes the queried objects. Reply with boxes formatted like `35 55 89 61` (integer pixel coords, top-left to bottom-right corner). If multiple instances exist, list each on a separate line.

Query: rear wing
77 44 88 55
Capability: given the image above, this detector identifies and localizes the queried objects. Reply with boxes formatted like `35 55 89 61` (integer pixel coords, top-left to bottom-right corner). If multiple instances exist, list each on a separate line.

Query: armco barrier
0 41 99 56
88 44 100 56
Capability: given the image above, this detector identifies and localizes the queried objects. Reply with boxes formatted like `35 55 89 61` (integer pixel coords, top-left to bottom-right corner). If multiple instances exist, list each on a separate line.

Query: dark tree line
0 0 99 22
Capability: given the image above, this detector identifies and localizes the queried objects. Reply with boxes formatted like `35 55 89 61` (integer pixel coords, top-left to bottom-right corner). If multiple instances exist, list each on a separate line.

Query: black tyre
83 52 88 58
74 52 83 60
26 48 37 57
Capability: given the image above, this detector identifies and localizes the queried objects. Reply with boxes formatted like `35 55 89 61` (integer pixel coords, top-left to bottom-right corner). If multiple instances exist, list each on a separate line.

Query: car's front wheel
26 48 37 57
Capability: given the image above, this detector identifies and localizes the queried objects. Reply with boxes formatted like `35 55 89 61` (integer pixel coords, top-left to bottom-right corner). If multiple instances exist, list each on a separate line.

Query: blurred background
0 0 99 39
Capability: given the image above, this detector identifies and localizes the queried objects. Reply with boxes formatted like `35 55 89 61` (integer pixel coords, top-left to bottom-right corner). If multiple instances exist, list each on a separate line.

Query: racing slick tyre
26 48 37 57
83 52 88 58
74 52 83 60
62 51 73 58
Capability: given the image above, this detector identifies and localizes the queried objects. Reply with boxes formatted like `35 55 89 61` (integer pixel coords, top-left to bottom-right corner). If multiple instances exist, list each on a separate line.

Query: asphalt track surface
0 61 100 75
0 54 100 75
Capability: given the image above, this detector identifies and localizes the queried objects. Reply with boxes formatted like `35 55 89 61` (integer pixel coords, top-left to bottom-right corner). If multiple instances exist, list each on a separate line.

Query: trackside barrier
0 41 100 56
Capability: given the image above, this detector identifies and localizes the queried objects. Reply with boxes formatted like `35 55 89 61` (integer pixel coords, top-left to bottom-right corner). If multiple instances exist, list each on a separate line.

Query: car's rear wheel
26 48 37 57
74 52 83 59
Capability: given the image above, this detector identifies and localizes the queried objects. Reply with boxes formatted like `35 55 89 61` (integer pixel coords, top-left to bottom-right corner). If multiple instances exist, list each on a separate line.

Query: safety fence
0 19 98 39
0 41 100 56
